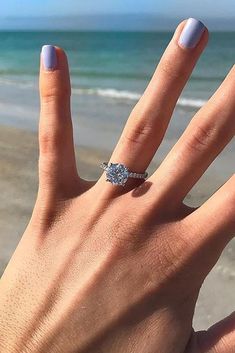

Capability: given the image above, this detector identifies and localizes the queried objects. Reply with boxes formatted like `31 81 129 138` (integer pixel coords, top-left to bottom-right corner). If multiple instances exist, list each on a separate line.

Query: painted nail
179 18 206 49
41 45 57 70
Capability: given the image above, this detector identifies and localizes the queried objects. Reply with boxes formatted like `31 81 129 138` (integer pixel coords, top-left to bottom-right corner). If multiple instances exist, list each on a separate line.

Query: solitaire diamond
105 163 129 186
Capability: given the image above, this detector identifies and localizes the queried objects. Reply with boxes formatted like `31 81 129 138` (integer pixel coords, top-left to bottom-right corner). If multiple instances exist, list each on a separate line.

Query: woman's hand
0 18 234 353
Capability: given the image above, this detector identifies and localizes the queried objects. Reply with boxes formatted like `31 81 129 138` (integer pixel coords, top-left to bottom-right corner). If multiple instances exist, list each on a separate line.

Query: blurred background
0 0 234 331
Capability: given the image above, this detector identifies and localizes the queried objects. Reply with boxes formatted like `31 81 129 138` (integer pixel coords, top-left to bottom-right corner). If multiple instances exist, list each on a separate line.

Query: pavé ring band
100 162 148 187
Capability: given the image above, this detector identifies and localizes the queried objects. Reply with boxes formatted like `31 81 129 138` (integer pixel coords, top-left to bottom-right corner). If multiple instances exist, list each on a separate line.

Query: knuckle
40 70 71 103
121 119 153 147
159 220 197 263
41 85 71 101
184 123 216 153
161 227 188 268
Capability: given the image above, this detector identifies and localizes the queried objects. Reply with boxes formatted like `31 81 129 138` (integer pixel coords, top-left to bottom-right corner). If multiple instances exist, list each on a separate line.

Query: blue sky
1 0 163 16
1 0 235 30
1 0 235 17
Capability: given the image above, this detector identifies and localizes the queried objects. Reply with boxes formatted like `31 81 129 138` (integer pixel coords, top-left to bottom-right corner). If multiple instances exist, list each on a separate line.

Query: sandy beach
0 123 234 331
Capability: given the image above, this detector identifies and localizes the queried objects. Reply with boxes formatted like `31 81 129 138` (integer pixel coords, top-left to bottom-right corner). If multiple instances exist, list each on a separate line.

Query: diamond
106 163 129 186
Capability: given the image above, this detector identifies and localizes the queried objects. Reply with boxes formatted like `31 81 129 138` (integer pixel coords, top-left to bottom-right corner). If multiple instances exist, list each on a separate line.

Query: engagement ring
100 162 148 187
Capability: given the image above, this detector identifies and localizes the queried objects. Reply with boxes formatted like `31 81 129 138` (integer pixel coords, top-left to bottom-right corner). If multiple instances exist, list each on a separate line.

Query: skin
0 20 234 353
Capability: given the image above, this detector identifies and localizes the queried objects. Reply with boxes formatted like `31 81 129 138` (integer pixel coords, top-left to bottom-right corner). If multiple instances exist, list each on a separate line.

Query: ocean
0 31 234 184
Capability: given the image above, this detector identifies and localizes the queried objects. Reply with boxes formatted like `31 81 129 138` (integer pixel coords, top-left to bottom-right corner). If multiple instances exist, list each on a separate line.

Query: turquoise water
0 31 235 106
0 31 234 182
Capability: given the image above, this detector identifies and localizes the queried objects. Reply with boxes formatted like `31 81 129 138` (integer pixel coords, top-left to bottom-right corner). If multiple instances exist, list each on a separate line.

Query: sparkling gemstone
106 163 129 186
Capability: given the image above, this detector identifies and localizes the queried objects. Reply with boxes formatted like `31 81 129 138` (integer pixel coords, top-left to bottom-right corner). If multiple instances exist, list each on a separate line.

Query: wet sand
0 124 234 331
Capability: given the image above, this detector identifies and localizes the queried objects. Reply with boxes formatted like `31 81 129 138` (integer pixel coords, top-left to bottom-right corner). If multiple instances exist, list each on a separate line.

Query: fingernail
41 45 57 70
179 18 206 49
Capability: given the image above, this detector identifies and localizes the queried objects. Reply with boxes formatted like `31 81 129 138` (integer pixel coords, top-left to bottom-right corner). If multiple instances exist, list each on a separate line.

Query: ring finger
148 64 235 209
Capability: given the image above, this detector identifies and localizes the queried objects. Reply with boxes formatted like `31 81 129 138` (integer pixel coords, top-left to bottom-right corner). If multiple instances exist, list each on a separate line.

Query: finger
38 45 79 200
184 174 235 249
167 176 235 293
195 311 235 353
148 65 235 207
98 18 208 191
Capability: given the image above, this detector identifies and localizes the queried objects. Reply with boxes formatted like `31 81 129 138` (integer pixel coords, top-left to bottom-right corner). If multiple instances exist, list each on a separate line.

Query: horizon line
1 14 235 18
0 29 235 32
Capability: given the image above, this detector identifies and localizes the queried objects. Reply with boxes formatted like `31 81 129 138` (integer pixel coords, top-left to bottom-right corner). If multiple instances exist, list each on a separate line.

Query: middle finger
98 18 208 191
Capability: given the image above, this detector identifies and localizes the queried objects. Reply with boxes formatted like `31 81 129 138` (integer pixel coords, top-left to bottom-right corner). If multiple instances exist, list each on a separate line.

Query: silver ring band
129 171 148 179
100 162 148 186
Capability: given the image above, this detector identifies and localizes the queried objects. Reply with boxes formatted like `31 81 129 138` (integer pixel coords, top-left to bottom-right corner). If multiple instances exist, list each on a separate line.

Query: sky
0 0 235 30
0 0 164 16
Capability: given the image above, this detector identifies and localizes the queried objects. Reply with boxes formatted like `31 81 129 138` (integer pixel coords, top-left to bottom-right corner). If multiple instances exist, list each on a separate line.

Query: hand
0 19 234 353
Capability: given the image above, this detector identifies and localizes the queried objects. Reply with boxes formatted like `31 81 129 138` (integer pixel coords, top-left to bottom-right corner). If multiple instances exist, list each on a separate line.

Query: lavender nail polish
41 45 57 70
179 18 206 49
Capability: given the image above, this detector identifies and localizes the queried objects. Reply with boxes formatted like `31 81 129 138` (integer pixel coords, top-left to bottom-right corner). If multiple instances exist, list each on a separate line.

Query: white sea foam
73 87 207 108
73 88 141 101
178 97 207 108
0 78 207 109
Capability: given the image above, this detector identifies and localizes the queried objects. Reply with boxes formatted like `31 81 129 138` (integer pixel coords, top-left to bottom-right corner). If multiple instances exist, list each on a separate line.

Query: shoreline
0 123 234 330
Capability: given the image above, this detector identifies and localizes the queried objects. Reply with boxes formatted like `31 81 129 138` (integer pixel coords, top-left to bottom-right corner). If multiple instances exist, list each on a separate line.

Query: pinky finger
184 174 235 249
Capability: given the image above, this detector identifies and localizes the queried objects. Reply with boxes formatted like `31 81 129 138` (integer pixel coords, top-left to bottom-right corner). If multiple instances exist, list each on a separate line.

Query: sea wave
73 88 141 101
177 97 207 108
73 87 207 108
0 78 207 109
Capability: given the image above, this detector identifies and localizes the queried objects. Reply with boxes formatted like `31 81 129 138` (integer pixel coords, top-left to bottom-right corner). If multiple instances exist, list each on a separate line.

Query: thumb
195 311 235 353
